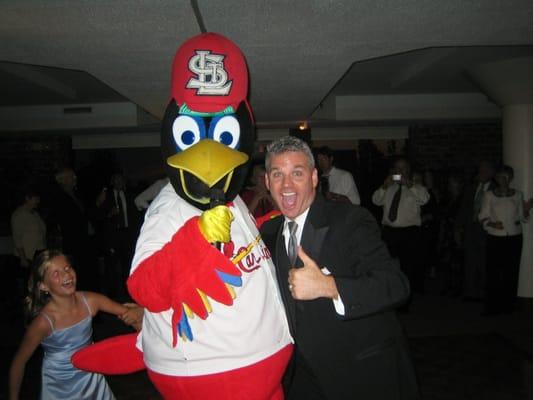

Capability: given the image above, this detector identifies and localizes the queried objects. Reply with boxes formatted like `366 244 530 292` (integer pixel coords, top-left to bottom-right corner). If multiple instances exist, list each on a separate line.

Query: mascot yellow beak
167 139 249 188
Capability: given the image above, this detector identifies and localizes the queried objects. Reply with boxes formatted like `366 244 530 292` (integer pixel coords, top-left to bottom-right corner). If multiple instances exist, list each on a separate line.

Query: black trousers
103 228 135 300
485 234 522 314
463 222 487 299
382 226 424 295
286 349 327 400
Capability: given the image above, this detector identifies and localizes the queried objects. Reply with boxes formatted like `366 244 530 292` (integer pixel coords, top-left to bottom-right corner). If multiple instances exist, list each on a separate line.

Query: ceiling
0 62 126 106
1 1 533 129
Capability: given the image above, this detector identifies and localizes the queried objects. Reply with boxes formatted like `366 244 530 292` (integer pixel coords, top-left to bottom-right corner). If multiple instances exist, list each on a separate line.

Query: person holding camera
372 158 430 303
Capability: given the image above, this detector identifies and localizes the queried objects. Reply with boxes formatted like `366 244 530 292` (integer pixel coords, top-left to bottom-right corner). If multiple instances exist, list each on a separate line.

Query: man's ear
39 282 49 293
312 168 319 188
264 172 271 191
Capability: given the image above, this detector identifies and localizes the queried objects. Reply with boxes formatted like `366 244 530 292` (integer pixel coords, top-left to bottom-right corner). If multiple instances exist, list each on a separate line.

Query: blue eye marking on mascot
172 114 241 153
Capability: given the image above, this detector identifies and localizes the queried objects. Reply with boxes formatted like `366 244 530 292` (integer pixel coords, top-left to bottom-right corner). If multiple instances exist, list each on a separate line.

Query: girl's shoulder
78 291 107 316
28 312 54 339
38 302 59 328
79 290 101 303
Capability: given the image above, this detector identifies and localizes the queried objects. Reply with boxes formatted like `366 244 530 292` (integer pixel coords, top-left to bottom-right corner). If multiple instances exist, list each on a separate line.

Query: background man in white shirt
316 146 360 205
134 177 170 211
372 158 430 300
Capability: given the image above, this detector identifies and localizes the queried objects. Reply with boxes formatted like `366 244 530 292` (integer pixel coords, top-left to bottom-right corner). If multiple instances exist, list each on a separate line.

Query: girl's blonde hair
25 249 65 320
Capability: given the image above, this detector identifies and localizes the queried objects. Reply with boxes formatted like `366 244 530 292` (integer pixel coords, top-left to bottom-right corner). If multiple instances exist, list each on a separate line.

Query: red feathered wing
127 216 242 347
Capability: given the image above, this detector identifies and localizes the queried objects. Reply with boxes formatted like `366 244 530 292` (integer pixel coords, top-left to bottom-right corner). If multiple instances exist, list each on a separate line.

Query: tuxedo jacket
94 189 141 253
48 188 90 255
97 190 140 228
260 196 419 399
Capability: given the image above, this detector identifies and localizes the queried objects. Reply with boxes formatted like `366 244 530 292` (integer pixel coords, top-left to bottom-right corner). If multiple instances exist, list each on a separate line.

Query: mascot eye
210 115 240 149
172 115 205 151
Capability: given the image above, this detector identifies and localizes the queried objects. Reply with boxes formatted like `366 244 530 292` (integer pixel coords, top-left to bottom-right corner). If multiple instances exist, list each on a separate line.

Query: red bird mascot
73 32 292 400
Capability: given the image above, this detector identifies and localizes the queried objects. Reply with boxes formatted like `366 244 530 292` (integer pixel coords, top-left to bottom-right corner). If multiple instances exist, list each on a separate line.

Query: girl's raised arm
85 292 143 330
9 315 51 400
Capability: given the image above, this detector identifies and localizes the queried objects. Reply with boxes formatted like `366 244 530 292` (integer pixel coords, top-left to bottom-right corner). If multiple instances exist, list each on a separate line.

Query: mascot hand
198 205 234 243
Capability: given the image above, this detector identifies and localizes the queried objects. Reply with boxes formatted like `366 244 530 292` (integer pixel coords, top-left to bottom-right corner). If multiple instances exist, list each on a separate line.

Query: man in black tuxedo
95 172 140 299
49 167 96 290
260 136 419 400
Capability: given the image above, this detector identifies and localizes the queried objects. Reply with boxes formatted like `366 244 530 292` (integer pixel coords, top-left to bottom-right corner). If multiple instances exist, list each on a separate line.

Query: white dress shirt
479 189 529 236
324 167 361 205
114 189 128 227
134 178 170 210
475 181 492 200
283 208 345 315
372 183 430 227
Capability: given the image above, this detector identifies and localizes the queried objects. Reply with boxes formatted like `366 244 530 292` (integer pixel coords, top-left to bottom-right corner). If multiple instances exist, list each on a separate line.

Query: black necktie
473 185 484 222
320 175 330 196
388 185 402 222
287 221 298 266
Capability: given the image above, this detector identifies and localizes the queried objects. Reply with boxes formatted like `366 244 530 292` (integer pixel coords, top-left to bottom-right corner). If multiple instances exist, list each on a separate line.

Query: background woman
479 165 532 315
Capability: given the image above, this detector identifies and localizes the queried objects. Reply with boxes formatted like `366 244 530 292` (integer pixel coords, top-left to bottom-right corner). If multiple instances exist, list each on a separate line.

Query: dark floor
404 292 533 400
1 275 533 399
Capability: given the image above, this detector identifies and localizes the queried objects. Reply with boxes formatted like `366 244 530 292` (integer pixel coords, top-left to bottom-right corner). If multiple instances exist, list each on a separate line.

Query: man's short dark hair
16 184 39 205
265 136 315 171
496 164 514 180
316 146 334 159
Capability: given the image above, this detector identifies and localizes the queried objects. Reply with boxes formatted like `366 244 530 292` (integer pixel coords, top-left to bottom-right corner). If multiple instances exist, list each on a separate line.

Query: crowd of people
10 152 532 316
377 158 532 316
10 168 143 301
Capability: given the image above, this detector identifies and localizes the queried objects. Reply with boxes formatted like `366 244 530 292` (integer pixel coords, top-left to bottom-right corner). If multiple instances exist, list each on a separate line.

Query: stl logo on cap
187 50 232 96
171 32 249 114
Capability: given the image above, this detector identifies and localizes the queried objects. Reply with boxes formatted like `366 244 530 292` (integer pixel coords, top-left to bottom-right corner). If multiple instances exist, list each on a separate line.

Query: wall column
502 105 533 297
469 56 533 298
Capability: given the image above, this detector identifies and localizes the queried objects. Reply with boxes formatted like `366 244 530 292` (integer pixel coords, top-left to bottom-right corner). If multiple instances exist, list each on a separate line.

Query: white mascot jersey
131 183 292 376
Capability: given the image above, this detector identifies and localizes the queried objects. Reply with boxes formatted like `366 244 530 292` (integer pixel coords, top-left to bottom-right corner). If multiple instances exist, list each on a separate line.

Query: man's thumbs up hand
288 247 339 300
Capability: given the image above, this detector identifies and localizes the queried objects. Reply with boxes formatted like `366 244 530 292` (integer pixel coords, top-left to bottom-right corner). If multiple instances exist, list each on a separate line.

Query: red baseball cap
171 32 249 115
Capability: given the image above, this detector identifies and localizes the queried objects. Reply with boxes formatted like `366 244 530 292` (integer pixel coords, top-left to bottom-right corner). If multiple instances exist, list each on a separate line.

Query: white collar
284 207 310 227
322 166 335 177
283 207 311 244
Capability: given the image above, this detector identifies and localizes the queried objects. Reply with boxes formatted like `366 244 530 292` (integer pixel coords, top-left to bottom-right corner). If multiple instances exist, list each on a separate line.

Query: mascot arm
127 216 242 347
255 210 282 229
72 333 145 375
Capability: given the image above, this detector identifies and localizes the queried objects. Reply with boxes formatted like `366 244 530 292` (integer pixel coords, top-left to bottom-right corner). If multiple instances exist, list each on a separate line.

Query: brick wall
0 134 71 235
409 122 502 176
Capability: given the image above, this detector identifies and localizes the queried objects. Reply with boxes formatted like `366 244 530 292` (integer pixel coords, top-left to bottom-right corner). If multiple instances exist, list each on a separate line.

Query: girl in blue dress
8 249 143 399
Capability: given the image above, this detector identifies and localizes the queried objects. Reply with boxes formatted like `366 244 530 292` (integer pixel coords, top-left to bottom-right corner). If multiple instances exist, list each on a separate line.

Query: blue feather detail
216 270 242 287
177 307 193 341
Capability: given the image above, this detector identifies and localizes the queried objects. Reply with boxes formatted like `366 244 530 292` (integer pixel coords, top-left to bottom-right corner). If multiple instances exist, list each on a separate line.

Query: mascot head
161 32 254 210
